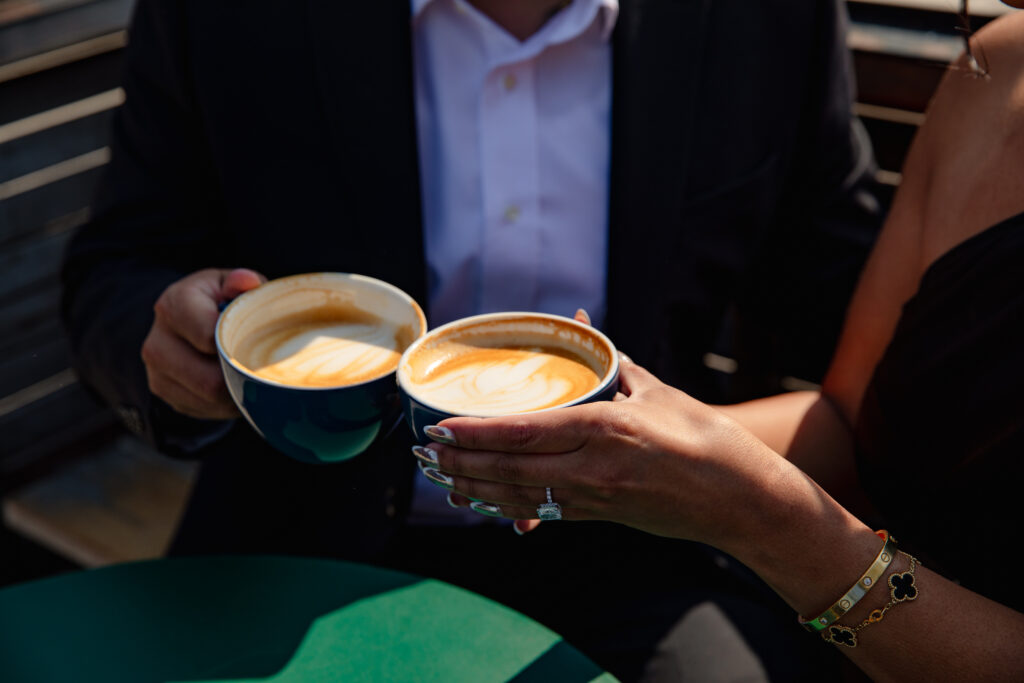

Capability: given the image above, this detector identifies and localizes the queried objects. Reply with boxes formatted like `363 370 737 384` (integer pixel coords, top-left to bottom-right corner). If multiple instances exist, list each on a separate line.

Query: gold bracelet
822 552 920 648
799 530 897 633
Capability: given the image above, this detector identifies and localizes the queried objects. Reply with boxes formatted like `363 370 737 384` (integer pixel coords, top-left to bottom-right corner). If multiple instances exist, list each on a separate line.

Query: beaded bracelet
799 530 897 633
822 551 920 648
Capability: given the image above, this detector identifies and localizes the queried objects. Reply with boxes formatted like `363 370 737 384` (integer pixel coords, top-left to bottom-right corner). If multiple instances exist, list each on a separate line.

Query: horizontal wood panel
0 321 69 399
0 0 131 66
0 108 114 181
853 49 947 112
0 49 122 125
0 276 61 344
850 0 1007 15
0 228 74 305
0 167 101 246
3 435 197 566
0 382 112 461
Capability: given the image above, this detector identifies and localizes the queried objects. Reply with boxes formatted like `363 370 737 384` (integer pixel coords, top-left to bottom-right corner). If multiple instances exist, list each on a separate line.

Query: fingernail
470 501 503 517
446 492 460 509
575 308 591 325
424 425 456 445
411 445 440 466
422 467 454 490
618 351 633 364
513 521 526 536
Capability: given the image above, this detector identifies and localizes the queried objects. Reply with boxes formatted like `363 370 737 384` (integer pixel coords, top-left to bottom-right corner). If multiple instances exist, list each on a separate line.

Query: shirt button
503 73 517 91
504 205 521 222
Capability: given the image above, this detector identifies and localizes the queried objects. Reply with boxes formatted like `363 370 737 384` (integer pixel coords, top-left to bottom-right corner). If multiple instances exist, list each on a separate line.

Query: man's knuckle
195 371 223 400
140 337 160 366
146 371 162 395
153 292 173 319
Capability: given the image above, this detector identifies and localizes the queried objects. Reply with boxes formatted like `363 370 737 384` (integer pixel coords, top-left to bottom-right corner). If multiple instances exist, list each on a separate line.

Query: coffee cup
215 272 426 464
396 312 620 442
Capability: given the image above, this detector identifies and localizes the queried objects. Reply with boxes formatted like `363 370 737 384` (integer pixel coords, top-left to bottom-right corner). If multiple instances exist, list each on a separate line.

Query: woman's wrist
715 453 883 620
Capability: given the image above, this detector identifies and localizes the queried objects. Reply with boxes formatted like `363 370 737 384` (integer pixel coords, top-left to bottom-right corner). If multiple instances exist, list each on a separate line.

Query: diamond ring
537 487 563 521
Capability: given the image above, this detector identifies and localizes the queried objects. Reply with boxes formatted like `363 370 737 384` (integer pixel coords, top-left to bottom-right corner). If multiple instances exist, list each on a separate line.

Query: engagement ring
537 487 563 521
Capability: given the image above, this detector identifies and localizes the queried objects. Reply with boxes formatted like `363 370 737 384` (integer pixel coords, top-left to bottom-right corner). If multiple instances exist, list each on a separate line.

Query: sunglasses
957 0 989 77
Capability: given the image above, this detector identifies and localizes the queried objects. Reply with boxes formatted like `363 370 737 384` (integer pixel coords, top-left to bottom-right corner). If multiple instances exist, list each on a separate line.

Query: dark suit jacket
62 0 881 557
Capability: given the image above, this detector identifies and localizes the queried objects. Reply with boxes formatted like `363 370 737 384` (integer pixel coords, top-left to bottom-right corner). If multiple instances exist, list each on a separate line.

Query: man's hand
141 268 266 419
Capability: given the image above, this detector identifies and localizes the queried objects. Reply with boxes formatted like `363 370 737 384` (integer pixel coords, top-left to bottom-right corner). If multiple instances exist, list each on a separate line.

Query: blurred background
0 0 1012 587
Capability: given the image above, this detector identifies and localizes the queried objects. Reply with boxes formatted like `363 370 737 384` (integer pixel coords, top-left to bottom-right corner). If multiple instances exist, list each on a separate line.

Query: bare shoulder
975 10 1024 66
820 12 1024 421
916 11 1024 267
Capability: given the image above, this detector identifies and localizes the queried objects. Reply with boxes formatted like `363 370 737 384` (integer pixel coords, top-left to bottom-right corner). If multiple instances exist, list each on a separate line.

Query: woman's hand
424 356 793 551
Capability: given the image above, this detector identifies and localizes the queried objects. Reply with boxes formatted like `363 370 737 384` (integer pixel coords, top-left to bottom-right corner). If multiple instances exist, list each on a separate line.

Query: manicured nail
422 467 454 490
424 425 456 445
513 521 526 536
446 492 460 509
574 308 591 325
411 445 440 466
470 501 503 517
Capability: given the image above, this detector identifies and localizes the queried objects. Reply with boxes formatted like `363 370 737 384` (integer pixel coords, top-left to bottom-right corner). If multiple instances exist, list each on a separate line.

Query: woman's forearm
713 391 867 510
731 467 1024 681
712 390 823 455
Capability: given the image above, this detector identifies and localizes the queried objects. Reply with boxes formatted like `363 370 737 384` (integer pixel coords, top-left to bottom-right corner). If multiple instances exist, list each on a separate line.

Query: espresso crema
231 304 413 388
405 342 602 415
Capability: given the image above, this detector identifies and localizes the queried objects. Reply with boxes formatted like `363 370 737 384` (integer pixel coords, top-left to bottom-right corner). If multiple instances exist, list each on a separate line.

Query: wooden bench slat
0 274 61 340
0 175 99 251
0 332 70 399
0 108 115 182
3 434 198 567
0 381 112 458
0 49 122 125
0 229 73 299
0 0 131 68
853 50 946 113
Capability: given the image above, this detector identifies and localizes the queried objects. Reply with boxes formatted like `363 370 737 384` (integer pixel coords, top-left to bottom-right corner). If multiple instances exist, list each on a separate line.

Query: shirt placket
478 56 541 313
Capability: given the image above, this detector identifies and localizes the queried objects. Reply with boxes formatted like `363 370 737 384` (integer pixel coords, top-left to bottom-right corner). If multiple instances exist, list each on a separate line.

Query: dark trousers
373 521 847 682
169 431 851 681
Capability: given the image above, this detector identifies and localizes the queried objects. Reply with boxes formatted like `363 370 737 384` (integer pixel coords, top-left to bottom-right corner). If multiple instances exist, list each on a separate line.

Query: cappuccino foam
407 342 601 415
232 304 412 387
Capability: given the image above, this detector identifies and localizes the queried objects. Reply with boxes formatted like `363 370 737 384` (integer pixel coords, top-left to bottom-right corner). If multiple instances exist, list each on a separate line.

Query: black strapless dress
856 211 1024 612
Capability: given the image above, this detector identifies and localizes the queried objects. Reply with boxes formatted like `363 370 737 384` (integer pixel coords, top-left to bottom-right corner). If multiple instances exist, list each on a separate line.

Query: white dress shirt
409 0 618 524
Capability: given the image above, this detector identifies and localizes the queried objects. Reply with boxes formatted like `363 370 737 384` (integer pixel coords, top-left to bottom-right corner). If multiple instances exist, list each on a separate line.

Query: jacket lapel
305 1 428 307
606 0 710 359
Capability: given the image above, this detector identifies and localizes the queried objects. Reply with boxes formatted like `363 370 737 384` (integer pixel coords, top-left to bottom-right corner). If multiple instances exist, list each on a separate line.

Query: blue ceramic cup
396 312 620 444
215 273 426 464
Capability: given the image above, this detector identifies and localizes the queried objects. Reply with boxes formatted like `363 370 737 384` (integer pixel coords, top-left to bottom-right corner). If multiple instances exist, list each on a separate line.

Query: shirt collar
412 0 619 41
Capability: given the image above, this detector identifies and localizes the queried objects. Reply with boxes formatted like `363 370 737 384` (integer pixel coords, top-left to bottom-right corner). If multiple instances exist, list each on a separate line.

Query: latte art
409 343 601 415
232 305 412 387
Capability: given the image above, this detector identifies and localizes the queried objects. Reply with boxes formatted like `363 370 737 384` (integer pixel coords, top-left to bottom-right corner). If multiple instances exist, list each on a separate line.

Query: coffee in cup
397 312 619 442
216 272 426 463
230 301 417 388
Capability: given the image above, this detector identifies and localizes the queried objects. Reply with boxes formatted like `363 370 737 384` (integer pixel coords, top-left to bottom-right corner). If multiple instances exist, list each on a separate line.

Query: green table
0 556 615 682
